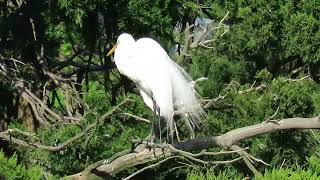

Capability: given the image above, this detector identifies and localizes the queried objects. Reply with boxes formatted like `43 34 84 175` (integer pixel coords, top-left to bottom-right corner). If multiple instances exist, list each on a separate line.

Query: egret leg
144 104 157 143
152 97 162 143
156 106 162 143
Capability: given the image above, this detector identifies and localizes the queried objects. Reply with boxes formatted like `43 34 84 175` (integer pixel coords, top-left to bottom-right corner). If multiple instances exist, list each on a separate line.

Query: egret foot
144 133 156 144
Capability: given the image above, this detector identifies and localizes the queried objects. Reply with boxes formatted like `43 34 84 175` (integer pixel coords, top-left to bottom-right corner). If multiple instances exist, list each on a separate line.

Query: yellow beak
107 44 117 56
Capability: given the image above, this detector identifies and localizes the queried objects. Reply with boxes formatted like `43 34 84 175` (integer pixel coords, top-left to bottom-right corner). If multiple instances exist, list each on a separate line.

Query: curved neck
116 39 135 57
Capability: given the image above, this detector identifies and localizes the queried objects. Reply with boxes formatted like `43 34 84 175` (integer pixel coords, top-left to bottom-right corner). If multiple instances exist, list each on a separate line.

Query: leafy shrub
0 151 46 180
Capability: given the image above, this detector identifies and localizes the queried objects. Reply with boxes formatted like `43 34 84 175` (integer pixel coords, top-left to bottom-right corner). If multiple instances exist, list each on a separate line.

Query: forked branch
0 97 131 151
67 116 320 179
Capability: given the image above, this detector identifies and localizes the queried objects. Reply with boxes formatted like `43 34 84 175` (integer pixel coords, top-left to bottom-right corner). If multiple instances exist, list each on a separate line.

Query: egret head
107 33 135 56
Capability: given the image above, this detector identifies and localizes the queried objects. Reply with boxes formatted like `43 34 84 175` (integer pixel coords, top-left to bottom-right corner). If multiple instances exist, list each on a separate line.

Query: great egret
107 33 205 141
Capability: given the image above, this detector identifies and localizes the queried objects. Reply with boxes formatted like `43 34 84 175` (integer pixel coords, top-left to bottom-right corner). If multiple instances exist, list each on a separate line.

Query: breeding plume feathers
110 33 206 140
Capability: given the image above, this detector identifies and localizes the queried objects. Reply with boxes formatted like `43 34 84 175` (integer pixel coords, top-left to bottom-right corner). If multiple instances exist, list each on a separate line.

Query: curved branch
175 116 320 151
67 116 320 179
123 156 178 180
0 97 131 151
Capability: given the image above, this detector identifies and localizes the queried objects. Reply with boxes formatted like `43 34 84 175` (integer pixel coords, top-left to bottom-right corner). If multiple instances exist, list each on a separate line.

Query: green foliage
44 0 199 52
201 0 320 74
256 157 320 180
255 69 273 82
189 50 249 97
1 0 320 179
17 82 151 176
270 78 317 117
125 0 197 41
281 1 320 63
0 151 45 179
187 168 242 180
200 77 320 174
188 155 320 179
59 42 73 56
308 154 320 175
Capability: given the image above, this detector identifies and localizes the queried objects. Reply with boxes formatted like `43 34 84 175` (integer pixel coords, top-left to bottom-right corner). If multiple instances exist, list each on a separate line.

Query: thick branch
67 116 320 179
175 117 320 151
96 144 171 175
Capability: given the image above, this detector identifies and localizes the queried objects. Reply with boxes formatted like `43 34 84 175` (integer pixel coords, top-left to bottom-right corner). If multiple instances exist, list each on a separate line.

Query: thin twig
265 106 280 122
82 96 132 150
123 156 178 180
218 11 230 26
309 129 320 144
183 154 209 164
81 149 132 175
7 128 37 138
29 18 37 41
280 159 286 169
211 157 242 164
285 75 311 82
230 145 260 175
203 95 225 109
238 84 267 94
168 144 247 158
119 113 151 123
0 97 131 151
246 153 270 166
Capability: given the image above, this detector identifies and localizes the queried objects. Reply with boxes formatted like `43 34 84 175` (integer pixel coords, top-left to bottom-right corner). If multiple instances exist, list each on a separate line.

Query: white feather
112 33 206 138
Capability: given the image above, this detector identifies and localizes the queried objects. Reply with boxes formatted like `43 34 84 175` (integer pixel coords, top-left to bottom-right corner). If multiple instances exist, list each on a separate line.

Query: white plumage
108 33 205 139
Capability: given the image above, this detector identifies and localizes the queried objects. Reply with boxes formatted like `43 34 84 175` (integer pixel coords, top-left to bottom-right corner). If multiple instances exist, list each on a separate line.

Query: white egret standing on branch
107 33 206 142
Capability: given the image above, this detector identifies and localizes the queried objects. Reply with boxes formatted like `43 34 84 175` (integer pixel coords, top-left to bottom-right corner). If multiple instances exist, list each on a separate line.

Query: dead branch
6 128 38 138
0 120 96 151
284 75 312 82
43 70 71 83
123 156 178 180
81 149 132 176
22 87 63 122
176 23 194 64
203 95 225 109
81 96 132 150
265 106 280 122
238 84 267 94
29 18 37 41
15 79 86 125
119 112 151 123
67 116 320 179
0 97 130 151
175 117 320 150
176 12 229 65
309 129 320 144
203 83 267 109
230 145 260 175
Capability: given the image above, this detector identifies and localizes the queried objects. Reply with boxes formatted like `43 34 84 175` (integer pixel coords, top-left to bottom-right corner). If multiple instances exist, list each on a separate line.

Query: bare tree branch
175 117 320 151
67 116 320 179
0 97 131 151
119 112 151 123
230 145 260 175
175 12 229 65
123 156 178 180
238 84 267 94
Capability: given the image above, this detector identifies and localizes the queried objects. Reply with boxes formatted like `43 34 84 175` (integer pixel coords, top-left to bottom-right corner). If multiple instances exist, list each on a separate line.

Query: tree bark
67 116 320 179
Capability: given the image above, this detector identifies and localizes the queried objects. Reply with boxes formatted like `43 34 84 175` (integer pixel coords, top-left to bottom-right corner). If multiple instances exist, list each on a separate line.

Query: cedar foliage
0 0 320 179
